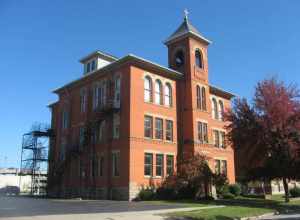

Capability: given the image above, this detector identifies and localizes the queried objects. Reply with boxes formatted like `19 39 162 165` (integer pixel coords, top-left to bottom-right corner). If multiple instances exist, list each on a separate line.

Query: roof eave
209 85 236 99
164 31 212 46
79 51 118 63
53 54 183 94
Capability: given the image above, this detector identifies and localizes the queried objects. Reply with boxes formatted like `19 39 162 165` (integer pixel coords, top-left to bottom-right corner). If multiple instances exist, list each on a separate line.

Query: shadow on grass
163 196 300 215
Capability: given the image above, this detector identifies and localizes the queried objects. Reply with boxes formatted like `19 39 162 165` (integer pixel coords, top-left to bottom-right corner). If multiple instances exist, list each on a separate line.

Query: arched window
144 76 152 102
195 49 203 68
164 83 172 107
155 80 163 105
175 50 185 68
202 87 206 111
196 85 202 109
212 98 218 119
219 100 224 121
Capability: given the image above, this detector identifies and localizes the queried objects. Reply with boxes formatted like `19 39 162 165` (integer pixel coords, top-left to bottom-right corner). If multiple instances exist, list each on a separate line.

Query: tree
160 153 226 199
226 78 300 202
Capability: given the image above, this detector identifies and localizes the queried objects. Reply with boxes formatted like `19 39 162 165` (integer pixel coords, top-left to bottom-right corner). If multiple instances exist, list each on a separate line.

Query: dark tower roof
164 13 211 45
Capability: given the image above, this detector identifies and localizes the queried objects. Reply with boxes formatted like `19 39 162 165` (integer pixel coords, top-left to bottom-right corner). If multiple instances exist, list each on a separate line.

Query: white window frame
164 83 172 107
166 120 173 142
155 154 164 177
144 76 152 102
144 153 153 177
154 80 163 105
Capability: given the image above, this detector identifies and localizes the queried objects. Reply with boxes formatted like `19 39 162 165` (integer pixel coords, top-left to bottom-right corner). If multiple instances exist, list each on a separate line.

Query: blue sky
0 0 300 168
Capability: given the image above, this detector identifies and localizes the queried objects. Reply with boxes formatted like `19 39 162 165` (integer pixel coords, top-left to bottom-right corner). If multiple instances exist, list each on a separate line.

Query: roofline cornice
53 54 183 94
79 50 118 63
164 31 212 46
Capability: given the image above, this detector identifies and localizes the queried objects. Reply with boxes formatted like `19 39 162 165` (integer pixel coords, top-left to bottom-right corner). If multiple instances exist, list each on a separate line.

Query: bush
177 186 197 200
222 192 235 199
217 184 229 196
290 187 300 198
156 187 177 200
228 184 241 196
138 188 155 201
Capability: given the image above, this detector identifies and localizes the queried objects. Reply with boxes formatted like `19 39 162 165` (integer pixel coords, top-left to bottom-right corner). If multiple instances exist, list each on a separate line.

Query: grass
169 206 273 220
149 196 300 220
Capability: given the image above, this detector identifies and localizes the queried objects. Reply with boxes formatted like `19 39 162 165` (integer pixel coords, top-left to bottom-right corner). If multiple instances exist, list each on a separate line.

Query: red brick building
48 14 235 200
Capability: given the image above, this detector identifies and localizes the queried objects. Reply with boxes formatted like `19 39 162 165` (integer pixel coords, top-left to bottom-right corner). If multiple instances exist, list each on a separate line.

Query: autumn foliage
226 78 300 202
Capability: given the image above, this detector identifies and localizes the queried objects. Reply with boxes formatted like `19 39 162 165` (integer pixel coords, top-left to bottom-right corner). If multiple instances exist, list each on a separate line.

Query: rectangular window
112 151 120 177
97 120 105 142
100 81 106 108
93 85 100 110
114 76 121 108
87 62 91 73
79 126 85 146
155 118 163 140
91 156 98 178
144 116 153 138
203 123 208 143
62 110 69 129
166 155 174 176
198 122 208 143
215 160 221 174
99 155 104 177
80 89 87 113
113 113 120 139
213 130 220 147
144 153 153 176
90 127 96 145
156 154 164 177
91 60 96 71
220 131 225 148
221 160 227 176
166 120 173 141
197 122 203 142
60 139 66 161
79 159 84 177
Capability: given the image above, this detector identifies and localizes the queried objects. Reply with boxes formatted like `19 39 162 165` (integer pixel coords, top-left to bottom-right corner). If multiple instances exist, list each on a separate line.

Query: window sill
212 118 225 122
196 108 208 113
144 176 163 179
143 138 176 144
144 101 173 109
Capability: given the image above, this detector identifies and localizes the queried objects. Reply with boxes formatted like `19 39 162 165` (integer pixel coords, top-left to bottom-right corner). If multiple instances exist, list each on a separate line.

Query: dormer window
86 62 91 73
80 51 118 75
91 60 96 71
85 59 96 74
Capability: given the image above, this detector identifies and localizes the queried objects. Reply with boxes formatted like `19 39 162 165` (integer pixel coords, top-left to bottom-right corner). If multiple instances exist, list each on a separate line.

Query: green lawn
169 206 273 220
150 196 300 220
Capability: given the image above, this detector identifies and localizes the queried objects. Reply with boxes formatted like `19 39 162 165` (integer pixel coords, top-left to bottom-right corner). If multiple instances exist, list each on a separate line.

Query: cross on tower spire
184 9 189 21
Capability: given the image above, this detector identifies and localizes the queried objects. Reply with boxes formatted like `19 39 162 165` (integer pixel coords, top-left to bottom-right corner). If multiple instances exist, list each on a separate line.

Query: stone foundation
48 186 133 200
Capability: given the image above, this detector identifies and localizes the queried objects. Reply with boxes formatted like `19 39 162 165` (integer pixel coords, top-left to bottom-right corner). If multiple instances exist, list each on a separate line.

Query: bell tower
165 10 211 84
164 11 212 157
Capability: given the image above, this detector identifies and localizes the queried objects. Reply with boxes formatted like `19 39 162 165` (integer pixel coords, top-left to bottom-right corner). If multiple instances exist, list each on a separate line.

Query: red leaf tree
226 78 300 202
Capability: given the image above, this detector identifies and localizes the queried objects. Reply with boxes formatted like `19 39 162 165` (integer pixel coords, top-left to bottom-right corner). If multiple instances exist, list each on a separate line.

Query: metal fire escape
19 124 53 195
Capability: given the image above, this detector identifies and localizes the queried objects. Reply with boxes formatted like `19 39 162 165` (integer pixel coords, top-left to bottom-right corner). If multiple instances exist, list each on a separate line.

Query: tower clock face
175 51 184 67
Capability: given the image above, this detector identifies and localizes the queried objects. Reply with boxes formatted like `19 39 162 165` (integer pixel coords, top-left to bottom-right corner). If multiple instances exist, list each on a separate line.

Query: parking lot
0 196 188 220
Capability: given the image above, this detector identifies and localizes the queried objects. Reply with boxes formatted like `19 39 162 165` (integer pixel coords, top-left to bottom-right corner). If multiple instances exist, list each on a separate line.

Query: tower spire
184 9 189 22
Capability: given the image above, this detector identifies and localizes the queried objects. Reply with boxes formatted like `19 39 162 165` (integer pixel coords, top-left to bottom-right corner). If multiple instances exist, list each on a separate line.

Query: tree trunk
283 178 290 203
